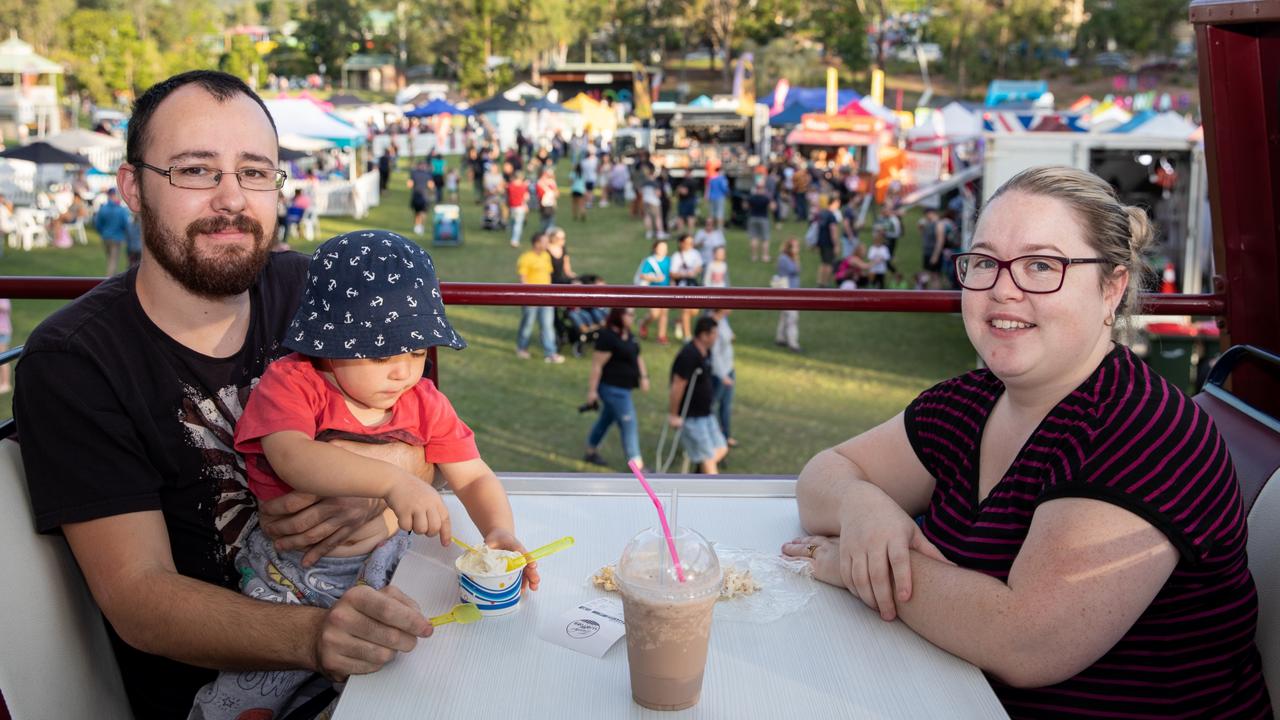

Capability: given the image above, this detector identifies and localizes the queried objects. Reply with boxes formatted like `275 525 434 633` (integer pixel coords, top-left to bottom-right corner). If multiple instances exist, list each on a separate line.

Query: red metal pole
0 277 1226 316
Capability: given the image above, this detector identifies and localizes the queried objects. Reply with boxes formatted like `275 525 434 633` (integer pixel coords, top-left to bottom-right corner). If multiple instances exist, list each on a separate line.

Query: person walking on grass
669 316 728 474
583 308 650 469
635 239 671 345
707 308 738 450
515 232 564 363
94 187 131 276
507 170 530 247
775 237 802 352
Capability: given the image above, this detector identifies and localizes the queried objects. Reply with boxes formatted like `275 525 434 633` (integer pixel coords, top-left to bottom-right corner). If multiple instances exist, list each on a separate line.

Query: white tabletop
335 476 1007 719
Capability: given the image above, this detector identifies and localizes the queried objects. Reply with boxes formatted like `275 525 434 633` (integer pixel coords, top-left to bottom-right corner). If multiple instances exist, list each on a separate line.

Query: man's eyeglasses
135 163 287 192
952 252 1112 294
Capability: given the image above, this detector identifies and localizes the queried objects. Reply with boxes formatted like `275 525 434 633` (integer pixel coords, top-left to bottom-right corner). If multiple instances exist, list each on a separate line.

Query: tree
59 9 144 104
1079 0 1184 58
802 0 866 70
220 34 267 88
0 0 75 54
297 0 371 78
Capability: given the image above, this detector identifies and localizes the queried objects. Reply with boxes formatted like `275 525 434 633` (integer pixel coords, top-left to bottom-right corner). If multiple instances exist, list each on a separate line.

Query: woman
784 167 1271 718
570 162 588 222
547 228 576 284
635 239 671 345
774 238 801 352
583 308 651 468
669 233 704 341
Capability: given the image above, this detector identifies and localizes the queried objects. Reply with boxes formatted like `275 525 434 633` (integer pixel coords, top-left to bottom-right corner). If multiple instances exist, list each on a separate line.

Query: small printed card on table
537 597 627 658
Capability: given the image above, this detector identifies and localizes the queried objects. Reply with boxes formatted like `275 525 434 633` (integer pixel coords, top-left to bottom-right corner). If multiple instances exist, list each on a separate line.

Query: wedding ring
805 543 818 558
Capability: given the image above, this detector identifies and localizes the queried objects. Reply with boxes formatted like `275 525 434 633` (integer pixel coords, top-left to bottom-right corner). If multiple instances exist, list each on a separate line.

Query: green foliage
1079 0 1185 57
0 0 75 53
59 9 144 104
220 33 267 87
296 0 370 78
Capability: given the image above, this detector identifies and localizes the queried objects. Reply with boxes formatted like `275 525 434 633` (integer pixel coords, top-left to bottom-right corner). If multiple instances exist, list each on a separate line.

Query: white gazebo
0 31 64 139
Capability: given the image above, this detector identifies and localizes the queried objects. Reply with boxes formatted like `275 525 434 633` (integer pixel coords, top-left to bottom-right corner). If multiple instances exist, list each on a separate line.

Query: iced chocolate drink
616 527 722 711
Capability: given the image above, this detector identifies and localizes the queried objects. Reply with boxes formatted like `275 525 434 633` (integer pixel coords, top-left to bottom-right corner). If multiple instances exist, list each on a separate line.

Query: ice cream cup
455 556 524 616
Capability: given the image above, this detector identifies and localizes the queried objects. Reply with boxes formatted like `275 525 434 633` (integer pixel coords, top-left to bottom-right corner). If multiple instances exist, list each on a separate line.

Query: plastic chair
14 209 49 251
1192 345 1280 701
301 206 319 242
0 437 132 719
67 217 89 245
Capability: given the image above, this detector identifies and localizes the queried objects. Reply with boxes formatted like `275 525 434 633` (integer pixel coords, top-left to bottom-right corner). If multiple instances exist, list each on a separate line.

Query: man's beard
138 196 273 299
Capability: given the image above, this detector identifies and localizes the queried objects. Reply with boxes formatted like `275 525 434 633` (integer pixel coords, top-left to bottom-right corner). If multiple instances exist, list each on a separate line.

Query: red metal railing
0 277 1228 316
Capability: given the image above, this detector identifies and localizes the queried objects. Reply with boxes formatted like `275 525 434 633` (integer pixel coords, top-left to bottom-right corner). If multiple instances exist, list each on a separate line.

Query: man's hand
668 413 684 429
258 439 434 566
315 584 432 683
258 493 383 567
386 474 452 544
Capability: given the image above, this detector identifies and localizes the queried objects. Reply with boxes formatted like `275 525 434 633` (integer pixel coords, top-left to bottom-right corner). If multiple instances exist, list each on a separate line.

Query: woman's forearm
896 553 1038 685
796 449 880 535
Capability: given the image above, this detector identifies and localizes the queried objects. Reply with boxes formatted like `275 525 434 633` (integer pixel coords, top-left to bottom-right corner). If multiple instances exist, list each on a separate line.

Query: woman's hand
639 377 650 392
586 389 599 405
833 490 952 621
782 535 843 587
484 528 540 592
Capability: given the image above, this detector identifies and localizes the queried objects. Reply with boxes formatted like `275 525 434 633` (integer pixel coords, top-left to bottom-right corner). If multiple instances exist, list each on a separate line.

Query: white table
336 476 1007 719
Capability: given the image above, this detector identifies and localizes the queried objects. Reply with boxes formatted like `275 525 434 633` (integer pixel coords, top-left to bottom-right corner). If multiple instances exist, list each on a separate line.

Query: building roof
0 31 63 75
342 53 396 71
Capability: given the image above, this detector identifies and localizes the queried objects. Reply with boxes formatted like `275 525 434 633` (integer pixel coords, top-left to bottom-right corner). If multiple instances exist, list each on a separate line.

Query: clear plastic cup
616 526 722 711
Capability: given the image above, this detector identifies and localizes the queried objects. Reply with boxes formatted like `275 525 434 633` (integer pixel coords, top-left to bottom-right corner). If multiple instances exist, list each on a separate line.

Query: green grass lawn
0 165 975 474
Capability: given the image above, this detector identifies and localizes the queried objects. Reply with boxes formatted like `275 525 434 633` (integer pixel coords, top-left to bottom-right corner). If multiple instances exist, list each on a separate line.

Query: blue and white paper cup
455 557 524 616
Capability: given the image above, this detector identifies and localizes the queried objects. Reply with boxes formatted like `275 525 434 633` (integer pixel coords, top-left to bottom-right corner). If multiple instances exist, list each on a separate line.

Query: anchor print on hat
282 230 467 359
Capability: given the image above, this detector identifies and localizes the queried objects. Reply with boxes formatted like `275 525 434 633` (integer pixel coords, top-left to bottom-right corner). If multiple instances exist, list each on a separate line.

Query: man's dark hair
127 70 277 166
693 316 717 338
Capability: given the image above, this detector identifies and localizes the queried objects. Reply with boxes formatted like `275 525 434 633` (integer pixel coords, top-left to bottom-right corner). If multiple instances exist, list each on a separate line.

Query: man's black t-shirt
670 341 714 418
595 327 641 389
746 192 771 218
14 251 308 718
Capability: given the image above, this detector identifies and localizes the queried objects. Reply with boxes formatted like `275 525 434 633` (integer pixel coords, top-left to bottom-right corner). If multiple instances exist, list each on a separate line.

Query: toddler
192 230 534 719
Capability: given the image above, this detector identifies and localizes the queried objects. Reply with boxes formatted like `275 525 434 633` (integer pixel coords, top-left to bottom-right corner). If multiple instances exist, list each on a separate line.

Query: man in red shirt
507 170 530 248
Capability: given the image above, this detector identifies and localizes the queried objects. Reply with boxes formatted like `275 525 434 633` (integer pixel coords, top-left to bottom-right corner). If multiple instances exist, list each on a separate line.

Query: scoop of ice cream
456 544 523 576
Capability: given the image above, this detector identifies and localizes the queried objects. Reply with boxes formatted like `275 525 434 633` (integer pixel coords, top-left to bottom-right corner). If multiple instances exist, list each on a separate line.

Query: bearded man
14 71 435 719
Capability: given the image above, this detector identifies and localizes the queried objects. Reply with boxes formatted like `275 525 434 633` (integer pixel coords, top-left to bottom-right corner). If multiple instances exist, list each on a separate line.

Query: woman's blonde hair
986 166 1155 330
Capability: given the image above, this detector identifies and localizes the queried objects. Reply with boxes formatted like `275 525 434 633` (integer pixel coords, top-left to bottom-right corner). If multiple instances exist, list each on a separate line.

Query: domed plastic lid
616 526 722 600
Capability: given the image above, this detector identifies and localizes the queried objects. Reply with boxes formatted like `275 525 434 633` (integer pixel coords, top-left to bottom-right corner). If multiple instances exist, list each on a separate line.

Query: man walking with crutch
668 316 728 474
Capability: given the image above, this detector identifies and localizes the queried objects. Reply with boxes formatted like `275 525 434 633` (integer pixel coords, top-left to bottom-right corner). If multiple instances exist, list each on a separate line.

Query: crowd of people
6 69 1270 720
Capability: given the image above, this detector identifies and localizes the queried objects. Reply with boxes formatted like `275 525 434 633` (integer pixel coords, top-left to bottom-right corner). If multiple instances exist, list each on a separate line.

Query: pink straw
627 460 686 583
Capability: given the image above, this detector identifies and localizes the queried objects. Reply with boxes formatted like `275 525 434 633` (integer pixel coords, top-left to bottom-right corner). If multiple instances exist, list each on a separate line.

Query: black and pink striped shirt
904 345 1271 718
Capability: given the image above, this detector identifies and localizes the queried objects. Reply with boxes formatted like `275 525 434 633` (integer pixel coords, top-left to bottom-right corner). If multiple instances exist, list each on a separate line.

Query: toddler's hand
386 473 452 545
485 528 540 592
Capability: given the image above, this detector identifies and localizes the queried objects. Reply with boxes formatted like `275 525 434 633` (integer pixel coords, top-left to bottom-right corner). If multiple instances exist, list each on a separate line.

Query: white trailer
981 132 1209 294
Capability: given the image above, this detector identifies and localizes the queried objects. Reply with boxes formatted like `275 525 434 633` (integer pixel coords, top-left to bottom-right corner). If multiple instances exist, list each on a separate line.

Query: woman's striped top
904 345 1271 718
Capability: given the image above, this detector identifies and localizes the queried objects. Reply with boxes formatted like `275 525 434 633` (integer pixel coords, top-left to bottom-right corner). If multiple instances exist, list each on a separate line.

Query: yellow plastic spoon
505 536 576 572
429 602 483 627
452 537 479 553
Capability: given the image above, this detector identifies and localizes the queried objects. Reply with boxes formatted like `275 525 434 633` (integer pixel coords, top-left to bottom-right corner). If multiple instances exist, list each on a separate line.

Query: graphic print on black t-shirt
178 379 260 565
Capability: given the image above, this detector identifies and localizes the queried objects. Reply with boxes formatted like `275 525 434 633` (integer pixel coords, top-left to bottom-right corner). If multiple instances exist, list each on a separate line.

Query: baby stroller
482 193 505 230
